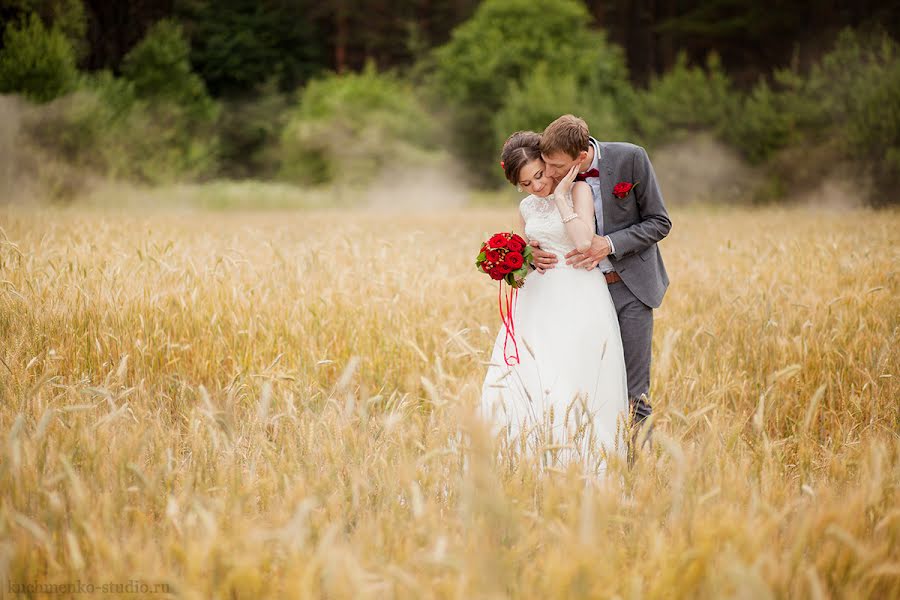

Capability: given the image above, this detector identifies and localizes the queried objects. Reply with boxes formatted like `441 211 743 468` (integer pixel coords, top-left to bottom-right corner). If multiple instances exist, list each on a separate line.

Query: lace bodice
520 194 576 266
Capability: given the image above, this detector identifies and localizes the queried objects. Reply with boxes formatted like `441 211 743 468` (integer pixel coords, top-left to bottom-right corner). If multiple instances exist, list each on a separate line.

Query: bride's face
517 159 553 197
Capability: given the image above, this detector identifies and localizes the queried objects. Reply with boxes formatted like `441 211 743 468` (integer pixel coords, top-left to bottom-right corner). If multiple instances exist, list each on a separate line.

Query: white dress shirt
581 138 616 273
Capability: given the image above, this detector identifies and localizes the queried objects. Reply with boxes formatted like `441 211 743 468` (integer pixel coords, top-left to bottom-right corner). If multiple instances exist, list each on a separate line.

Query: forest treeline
1 0 898 204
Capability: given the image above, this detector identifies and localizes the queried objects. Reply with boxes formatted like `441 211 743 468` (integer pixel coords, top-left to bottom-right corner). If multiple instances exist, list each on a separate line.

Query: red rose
497 263 512 274
510 233 526 246
613 182 634 199
488 233 508 248
486 249 501 263
503 251 524 269
506 238 524 252
488 266 505 280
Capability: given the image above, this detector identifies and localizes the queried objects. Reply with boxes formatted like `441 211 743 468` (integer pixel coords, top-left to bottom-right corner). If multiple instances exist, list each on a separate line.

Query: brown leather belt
604 271 622 284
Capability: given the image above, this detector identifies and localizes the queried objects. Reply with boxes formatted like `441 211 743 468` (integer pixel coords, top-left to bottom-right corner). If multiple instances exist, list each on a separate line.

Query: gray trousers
607 280 653 425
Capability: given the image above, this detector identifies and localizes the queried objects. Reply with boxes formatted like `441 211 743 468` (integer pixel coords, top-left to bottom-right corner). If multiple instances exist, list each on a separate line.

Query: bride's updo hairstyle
500 131 542 185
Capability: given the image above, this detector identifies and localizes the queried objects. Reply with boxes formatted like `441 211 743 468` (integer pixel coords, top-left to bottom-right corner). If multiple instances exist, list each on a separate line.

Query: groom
533 115 672 455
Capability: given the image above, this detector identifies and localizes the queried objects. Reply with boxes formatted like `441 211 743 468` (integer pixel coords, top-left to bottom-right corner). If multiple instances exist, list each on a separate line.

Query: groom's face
541 150 584 182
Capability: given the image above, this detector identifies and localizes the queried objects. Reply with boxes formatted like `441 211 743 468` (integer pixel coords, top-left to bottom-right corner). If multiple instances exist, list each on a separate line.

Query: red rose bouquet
475 232 533 365
475 232 532 288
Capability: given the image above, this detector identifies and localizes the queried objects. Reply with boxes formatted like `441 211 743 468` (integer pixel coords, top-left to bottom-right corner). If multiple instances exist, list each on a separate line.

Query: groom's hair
540 114 590 159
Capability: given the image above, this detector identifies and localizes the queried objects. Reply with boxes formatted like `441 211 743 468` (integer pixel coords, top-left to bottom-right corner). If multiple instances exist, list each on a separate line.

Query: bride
479 131 628 475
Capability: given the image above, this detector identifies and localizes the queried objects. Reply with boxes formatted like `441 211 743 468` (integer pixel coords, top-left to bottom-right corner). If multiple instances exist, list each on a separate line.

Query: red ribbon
498 281 519 366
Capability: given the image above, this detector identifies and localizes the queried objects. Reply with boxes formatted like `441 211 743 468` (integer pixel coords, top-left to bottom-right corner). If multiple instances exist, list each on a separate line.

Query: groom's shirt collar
589 136 601 168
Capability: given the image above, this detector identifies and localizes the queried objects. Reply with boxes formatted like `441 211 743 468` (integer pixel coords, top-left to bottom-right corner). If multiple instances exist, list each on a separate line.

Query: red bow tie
575 168 600 182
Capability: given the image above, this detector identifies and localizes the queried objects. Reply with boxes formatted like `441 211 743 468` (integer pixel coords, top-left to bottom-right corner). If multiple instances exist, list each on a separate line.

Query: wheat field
0 202 898 599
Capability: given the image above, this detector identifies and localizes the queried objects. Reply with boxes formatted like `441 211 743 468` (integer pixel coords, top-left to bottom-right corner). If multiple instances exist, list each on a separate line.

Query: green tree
0 12 78 102
0 0 88 59
725 79 795 164
852 57 900 204
493 63 630 163
630 52 736 146
117 19 220 182
728 29 900 202
48 0 88 60
812 30 900 204
216 79 290 178
121 18 216 120
177 0 324 96
279 63 439 184
430 0 630 183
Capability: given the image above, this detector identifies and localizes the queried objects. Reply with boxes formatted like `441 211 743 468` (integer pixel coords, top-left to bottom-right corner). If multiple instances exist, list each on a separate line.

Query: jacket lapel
595 141 616 234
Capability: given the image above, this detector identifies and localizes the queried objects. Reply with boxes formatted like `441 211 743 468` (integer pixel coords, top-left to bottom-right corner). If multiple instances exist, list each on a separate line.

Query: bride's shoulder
519 194 539 209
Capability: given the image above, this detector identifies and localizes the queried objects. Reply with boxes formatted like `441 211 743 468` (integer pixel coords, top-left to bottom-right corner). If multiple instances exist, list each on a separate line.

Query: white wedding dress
479 193 629 475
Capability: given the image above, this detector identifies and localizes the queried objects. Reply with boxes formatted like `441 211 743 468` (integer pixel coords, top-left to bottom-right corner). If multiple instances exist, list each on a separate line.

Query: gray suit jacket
592 139 672 308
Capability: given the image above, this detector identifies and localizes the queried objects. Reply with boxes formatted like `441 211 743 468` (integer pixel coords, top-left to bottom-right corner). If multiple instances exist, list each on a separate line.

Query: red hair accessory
500 160 505 169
